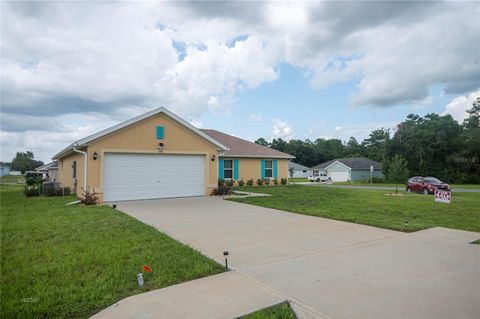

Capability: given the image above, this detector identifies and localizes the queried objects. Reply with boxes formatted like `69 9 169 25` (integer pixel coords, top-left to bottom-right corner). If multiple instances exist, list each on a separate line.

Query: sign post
434 190 451 204
370 165 374 184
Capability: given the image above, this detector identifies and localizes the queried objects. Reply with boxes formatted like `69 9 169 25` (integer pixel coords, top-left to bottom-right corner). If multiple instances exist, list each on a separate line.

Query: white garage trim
101 151 207 202
323 160 351 171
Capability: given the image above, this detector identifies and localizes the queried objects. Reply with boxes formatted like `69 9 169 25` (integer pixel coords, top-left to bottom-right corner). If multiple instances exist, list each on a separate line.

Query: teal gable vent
156 126 164 139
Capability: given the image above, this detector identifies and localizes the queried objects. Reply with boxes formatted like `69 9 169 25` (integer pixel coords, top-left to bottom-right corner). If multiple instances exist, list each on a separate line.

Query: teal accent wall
156 126 164 139
261 160 265 178
219 159 224 179
273 160 278 179
234 159 239 180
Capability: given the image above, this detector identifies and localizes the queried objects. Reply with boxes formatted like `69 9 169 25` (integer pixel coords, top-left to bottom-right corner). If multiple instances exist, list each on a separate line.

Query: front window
264 160 273 178
224 160 233 179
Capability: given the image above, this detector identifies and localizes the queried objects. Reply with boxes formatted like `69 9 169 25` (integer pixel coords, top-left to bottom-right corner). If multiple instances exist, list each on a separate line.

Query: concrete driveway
108 197 479 318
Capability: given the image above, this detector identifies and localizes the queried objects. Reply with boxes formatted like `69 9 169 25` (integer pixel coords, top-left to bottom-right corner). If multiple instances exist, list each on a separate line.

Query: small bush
23 185 40 197
238 179 245 187
273 178 278 185
26 177 35 186
256 178 263 186
246 179 254 187
80 188 99 206
212 184 232 196
226 179 235 187
280 178 288 185
372 177 385 183
263 178 270 186
218 179 226 187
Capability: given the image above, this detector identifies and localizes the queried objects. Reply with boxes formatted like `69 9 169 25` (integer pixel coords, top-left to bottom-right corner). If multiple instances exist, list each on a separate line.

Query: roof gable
201 129 295 159
53 107 228 159
288 162 310 171
312 157 382 170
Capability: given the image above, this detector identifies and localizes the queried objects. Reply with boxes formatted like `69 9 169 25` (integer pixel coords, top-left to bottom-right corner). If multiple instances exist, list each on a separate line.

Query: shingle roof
53 107 228 159
201 129 295 159
311 157 382 170
288 161 310 171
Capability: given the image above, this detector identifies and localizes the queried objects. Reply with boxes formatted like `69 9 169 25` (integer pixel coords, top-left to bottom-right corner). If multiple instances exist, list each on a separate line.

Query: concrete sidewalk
92 272 285 319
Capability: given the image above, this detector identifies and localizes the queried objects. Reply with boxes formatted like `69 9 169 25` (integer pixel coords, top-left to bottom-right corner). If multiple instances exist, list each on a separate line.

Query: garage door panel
328 171 349 182
103 153 205 201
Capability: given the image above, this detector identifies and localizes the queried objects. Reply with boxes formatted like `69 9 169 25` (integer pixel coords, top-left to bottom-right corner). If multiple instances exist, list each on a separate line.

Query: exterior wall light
158 143 165 152
211 154 216 162
92 152 98 160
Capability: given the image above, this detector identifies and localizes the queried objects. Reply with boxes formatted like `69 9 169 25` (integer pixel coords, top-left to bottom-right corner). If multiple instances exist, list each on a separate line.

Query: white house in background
311 157 383 182
288 161 313 178
35 161 59 182
0 162 10 177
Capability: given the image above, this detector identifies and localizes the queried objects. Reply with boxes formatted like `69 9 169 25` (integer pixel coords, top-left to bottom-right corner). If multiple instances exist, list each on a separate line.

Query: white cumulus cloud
442 90 480 122
272 119 294 140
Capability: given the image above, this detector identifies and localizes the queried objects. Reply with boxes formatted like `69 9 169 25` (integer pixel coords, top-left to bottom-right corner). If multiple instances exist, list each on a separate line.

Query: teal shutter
234 159 239 180
156 126 164 139
274 159 278 179
219 159 224 180
261 160 265 178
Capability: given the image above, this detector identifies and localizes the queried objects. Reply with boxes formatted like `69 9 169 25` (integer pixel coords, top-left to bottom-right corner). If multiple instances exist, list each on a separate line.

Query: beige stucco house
53 107 294 202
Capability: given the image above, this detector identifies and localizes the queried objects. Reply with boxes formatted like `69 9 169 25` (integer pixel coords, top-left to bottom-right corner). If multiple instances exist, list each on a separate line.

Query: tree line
256 98 480 184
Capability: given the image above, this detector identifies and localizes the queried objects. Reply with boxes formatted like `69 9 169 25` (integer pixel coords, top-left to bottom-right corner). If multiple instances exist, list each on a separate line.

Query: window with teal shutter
156 126 164 139
261 160 265 178
273 159 278 178
219 159 224 179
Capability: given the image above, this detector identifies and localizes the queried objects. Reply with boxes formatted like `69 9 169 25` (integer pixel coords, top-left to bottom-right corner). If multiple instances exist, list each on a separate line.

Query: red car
406 176 450 194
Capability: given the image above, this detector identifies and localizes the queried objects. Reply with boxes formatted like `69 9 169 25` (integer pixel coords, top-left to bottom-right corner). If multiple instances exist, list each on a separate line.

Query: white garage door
103 153 205 202
328 171 350 182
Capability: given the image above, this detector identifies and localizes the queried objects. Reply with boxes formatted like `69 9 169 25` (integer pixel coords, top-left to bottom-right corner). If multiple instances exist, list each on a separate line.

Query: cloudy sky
1 1 479 163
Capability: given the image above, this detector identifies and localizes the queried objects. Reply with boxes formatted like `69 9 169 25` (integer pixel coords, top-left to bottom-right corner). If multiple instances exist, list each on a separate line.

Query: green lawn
239 302 296 319
0 185 224 318
288 178 309 183
0 175 25 184
231 185 480 233
333 181 480 189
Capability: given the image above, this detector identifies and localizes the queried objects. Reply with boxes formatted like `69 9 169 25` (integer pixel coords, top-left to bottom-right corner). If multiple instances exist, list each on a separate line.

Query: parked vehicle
308 173 332 183
406 176 450 194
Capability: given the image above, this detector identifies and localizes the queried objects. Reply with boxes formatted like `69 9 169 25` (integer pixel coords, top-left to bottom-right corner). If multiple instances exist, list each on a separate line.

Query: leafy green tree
385 155 409 193
270 138 288 152
10 151 44 174
345 137 365 157
362 128 390 163
254 138 270 146
459 97 480 183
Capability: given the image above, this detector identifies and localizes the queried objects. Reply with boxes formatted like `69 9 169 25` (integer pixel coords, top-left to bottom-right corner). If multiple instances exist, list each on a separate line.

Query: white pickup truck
308 173 332 183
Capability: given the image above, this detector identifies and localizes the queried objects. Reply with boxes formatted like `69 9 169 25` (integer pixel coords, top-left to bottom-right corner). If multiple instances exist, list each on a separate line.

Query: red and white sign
434 190 451 204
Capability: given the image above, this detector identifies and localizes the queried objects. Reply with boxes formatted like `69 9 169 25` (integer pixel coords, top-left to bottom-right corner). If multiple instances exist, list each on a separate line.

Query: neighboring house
311 157 383 182
53 107 294 202
35 161 59 182
288 161 312 178
0 162 10 177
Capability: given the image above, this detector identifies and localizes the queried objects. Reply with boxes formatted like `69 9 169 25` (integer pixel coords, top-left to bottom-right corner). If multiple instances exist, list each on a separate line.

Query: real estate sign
434 190 451 204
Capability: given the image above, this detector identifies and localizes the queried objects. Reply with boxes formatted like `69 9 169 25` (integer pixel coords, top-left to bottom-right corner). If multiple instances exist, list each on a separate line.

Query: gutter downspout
73 143 87 193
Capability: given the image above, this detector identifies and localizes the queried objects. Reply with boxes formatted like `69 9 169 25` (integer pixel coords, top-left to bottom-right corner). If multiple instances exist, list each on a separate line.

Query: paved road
94 197 480 319
297 182 480 192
